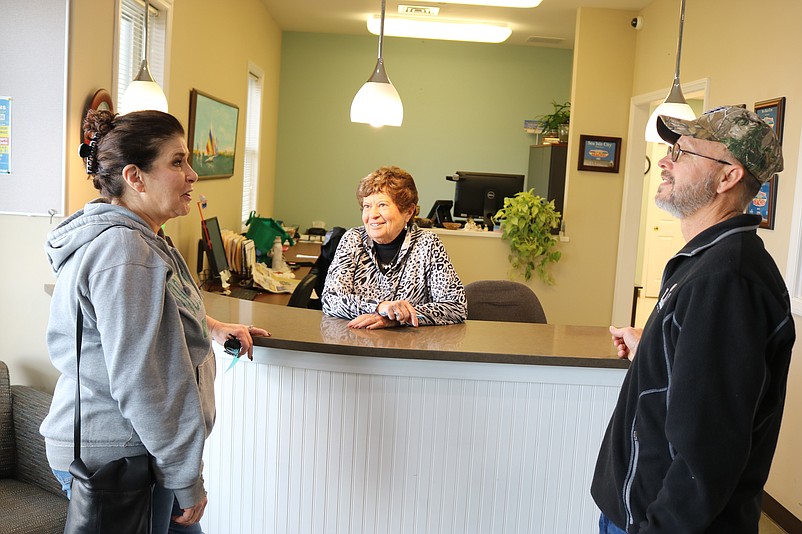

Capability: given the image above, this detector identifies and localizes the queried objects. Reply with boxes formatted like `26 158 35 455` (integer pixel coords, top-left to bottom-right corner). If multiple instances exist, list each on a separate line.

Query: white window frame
242 62 264 227
785 130 802 316
113 0 173 109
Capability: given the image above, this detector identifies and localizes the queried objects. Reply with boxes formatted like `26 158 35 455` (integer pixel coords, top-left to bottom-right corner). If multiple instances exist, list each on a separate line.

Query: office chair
464 280 547 323
287 272 318 309
312 227 346 300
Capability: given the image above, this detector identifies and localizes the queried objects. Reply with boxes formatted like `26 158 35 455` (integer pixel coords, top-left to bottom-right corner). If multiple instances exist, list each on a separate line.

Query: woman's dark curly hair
81 109 185 198
356 166 420 218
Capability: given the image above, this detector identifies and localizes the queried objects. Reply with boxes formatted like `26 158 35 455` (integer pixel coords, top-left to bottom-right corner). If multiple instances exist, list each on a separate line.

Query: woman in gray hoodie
41 109 269 532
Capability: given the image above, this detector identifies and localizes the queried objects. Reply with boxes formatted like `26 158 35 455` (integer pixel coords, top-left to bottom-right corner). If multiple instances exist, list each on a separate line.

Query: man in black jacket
592 106 795 533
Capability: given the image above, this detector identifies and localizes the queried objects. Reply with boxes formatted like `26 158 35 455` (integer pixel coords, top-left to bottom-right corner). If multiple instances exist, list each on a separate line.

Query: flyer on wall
0 97 10 174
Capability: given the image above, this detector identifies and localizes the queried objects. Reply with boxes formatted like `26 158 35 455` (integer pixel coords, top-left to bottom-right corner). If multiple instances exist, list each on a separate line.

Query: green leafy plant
493 190 562 284
536 101 571 135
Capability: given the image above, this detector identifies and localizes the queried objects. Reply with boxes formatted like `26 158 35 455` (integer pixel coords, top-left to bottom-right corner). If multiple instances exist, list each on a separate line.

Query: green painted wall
273 32 573 230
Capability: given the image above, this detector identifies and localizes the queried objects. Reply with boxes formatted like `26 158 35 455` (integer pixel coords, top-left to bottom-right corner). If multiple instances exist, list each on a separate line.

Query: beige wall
554 7 638 325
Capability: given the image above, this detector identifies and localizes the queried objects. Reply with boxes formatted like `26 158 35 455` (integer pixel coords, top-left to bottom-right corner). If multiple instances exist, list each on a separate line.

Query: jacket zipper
623 426 639 528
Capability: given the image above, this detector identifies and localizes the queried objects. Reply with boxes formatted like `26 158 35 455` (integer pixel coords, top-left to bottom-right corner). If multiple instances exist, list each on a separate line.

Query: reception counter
200 292 628 534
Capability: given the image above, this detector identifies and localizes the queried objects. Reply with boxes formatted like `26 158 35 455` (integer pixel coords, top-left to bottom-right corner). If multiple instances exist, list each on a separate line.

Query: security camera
631 16 643 30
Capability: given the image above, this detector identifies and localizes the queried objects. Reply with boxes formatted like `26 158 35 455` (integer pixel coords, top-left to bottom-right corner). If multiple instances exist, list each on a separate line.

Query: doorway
611 81 709 327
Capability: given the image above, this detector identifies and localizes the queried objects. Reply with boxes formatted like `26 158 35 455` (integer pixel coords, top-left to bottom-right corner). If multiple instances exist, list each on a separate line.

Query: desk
207 241 321 306
200 293 628 534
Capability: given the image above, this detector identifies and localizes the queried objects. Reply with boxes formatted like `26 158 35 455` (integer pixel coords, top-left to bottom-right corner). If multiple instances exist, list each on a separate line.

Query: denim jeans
599 513 628 534
52 469 203 534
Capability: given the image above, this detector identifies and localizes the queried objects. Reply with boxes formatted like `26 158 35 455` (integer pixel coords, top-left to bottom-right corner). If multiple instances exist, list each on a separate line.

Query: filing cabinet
527 143 567 216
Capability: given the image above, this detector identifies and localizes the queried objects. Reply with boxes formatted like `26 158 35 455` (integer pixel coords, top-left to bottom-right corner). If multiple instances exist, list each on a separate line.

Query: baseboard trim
764 492 802 534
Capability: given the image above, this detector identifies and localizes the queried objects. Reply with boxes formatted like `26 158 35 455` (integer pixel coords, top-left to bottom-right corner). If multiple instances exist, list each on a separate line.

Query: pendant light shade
120 60 169 115
645 0 694 142
351 0 403 127
120 0 168 115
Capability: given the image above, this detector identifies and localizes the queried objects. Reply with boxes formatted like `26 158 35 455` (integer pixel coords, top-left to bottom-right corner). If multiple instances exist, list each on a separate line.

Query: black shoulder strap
74 304 83 461
71 224 127 463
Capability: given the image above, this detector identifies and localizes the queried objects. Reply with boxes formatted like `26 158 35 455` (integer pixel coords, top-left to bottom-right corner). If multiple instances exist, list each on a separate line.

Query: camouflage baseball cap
657 105 783 184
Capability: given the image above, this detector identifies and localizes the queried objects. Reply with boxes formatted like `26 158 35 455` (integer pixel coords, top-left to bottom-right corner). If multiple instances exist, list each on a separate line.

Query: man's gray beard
655 173 718 219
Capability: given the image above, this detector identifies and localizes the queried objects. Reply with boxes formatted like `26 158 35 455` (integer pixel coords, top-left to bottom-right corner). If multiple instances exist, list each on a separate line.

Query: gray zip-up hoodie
41 199 215 508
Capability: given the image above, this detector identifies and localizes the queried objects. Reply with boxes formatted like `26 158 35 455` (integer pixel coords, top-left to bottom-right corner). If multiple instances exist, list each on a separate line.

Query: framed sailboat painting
188 89 239 179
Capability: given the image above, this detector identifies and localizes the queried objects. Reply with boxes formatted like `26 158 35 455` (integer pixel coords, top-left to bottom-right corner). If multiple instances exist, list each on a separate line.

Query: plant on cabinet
536 101 571 141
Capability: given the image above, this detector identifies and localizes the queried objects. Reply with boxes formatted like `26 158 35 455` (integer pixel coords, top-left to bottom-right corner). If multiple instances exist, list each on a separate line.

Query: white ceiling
260 0 653 48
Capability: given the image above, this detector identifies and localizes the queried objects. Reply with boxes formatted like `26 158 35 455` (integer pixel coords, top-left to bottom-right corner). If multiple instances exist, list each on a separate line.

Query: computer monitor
449 171 525 228
198 216 230 279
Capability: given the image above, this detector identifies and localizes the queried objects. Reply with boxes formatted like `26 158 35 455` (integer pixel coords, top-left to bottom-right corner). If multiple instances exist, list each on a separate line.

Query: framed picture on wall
577 135 622 173
747 176 778 230
188 89 239 179
754 97 786 144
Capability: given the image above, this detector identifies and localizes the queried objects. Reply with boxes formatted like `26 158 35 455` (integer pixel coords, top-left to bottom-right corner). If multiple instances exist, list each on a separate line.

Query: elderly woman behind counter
322 166 467 329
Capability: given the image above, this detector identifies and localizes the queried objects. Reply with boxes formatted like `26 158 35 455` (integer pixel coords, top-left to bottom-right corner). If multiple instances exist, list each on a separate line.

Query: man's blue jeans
53 469 203 534
599 513 628 534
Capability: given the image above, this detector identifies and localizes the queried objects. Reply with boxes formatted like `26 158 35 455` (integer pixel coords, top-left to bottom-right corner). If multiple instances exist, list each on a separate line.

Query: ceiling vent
398 4 440 16
526 35 566 45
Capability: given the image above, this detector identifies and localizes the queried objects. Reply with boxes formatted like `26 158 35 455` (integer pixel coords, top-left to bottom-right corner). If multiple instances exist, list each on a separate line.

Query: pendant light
119 0 168 115
644 0 695 142
350 0 403 127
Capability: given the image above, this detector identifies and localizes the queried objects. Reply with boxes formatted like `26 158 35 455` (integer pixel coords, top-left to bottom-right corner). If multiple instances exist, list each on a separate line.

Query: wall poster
0 97 10 174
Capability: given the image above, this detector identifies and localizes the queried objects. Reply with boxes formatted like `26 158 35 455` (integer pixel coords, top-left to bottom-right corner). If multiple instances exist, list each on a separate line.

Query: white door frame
611 79 710 326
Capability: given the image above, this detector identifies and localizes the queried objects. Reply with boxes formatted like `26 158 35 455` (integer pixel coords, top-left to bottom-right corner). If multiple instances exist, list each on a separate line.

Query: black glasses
667 143 732 166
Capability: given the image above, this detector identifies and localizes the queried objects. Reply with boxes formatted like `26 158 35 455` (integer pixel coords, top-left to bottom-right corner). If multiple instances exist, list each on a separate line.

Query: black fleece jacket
592 214 795 533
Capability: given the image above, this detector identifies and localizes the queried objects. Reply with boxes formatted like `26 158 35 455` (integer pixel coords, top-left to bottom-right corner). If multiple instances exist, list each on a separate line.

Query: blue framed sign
0 97 10 174
750 97 785 230
754 97 785 143
747 176 778 230
578 134 622 173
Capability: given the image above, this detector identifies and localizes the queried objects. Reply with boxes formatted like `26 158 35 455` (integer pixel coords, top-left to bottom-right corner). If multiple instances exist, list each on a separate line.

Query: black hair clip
79 133 100 175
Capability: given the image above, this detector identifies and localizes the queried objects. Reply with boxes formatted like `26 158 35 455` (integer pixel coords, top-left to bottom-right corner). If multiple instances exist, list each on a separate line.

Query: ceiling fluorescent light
368 16 512 43
415 0 542 7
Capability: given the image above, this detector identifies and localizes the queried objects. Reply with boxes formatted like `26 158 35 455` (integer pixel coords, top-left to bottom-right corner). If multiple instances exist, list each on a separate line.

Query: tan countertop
202 291 627 369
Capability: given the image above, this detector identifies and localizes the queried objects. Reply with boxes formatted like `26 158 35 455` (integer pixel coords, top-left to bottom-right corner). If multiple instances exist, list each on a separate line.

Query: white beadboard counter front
200 291 628 534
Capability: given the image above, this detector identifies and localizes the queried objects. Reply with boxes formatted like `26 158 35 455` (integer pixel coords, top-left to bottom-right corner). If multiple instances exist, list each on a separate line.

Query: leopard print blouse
321 224 467 325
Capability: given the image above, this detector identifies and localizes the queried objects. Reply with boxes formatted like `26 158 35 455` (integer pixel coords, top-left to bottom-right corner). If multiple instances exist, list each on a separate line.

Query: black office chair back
287 272 318 309
464 280 547 323
312 226 346 299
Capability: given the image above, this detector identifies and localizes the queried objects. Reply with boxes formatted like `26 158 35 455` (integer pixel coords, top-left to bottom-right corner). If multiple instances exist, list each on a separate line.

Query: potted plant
536 101 571 141
493 190 562 284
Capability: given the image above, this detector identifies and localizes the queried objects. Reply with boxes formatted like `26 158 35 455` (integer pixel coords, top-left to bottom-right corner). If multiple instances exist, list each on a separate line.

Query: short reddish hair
356 166 419 216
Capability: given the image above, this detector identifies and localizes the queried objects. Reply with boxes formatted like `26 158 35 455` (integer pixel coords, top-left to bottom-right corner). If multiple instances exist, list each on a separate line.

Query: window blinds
242 70 263 226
